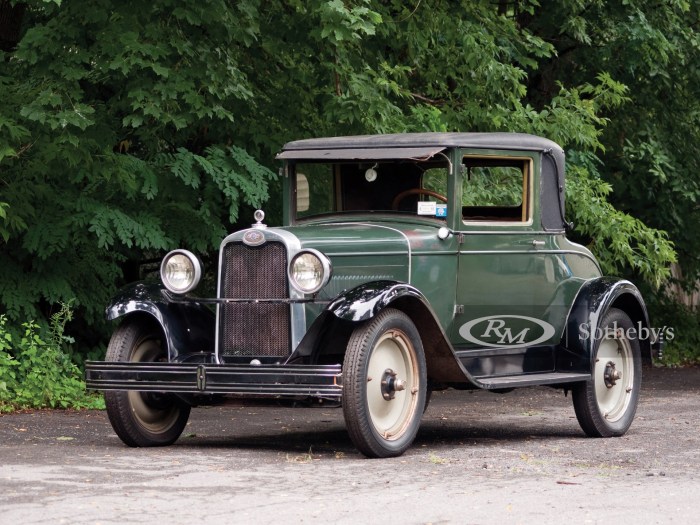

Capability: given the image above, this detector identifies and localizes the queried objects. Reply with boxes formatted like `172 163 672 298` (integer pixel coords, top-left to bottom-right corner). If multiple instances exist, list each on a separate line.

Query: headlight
289 249 332 294
160 249 202 294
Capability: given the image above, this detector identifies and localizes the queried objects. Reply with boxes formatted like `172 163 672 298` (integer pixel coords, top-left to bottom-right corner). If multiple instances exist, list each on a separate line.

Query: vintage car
86 132 656 458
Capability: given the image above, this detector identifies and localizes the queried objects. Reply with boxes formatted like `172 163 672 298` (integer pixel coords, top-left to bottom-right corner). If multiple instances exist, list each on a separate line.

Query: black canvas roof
278 132 567 231
279 132 563 163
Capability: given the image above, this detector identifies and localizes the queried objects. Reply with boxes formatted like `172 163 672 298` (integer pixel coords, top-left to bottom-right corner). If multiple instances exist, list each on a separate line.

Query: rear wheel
573 308 641 437
104 318 191 447
342 309 426 458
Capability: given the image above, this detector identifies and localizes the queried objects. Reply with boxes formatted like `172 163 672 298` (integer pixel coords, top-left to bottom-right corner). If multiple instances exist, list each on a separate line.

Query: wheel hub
603 361 622 388
381 368 407 400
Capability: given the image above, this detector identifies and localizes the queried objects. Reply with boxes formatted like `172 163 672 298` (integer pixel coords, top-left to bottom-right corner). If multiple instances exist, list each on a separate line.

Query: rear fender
559 277 651 373
106 282 215 362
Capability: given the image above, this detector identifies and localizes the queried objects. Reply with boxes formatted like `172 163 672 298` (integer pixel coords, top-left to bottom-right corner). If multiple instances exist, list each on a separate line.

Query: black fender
327 280 425 322
558 277 651 373
324 281 472 383
106 282 215 362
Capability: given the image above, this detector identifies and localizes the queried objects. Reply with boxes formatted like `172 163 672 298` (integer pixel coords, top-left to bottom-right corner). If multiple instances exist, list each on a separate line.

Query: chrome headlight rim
160 249 202 295
288 249 332 295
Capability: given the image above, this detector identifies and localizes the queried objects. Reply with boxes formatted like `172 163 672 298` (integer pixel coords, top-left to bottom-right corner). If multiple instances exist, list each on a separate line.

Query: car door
450 151 570 377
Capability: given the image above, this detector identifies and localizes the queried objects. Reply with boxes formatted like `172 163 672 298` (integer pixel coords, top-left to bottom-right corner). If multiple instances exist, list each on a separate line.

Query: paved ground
1 366 698 524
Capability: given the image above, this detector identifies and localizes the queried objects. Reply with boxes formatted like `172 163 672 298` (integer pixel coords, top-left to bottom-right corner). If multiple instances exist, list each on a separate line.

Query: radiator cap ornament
252 209 267 229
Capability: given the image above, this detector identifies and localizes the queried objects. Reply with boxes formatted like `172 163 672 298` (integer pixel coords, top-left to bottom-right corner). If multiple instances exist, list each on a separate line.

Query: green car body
87 133 656 457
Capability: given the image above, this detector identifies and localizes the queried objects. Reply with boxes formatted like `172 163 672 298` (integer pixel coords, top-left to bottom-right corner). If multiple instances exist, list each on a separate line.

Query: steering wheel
391 188 448 210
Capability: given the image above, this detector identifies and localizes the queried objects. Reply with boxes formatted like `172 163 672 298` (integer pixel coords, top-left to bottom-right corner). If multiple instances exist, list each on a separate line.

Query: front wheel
104 318 191 447
342 309 427 458
572 308 641 437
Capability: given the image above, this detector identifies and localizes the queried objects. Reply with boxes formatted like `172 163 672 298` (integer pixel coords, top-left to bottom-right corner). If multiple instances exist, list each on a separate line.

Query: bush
647 298 700 366
0 305 104 412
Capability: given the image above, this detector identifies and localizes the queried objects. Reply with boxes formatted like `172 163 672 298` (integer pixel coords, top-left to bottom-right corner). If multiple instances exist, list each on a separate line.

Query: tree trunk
0 1 25 52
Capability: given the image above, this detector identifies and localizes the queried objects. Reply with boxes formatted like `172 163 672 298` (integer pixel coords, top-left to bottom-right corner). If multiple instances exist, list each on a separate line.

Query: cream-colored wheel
573 308 641 437
366 330 419 438
343 309 426 458
594 335 634 422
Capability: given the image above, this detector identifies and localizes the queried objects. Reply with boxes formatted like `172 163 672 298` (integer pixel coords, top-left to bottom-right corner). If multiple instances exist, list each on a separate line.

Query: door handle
531 240 545 248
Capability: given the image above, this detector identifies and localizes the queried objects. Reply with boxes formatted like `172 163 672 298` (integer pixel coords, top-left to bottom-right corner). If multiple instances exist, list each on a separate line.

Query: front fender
558 277 651 373
325 281 473 384
106 282 215 362
327 280 426 322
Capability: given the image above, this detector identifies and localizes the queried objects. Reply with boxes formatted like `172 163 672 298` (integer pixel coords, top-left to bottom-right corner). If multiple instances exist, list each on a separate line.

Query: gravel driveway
1 366 698 524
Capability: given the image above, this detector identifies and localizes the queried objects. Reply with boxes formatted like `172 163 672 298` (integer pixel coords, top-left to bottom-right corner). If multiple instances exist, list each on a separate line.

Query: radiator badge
243 229 266 246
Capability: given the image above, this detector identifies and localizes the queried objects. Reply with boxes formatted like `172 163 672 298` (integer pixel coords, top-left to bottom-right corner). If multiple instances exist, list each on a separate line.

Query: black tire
423 388 432 414
104 318 191 447
342 309 427 458
572 308 642 437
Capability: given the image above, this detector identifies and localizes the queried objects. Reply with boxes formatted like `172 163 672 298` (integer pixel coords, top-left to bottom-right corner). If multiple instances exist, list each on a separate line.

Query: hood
277 220 449 299
282 220 447 256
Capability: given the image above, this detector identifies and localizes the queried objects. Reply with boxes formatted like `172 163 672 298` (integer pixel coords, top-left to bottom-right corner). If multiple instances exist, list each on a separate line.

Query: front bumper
85 362 342 398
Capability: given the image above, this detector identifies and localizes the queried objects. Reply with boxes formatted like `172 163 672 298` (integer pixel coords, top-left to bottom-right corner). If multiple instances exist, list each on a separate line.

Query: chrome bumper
85 362 342 398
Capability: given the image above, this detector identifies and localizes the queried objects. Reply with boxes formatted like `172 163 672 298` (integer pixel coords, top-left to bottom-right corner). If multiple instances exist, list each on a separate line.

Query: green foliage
156 145 274 225
0 0 277 329
461 166 524 208
0 202 10 242
523 0 699 284
566 153 676 288
0 0 691 362
518 0 697 360
644 295 700 366
0 306 104 412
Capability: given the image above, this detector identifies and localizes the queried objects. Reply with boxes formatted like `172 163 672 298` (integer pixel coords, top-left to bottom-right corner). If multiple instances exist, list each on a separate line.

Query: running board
85 361 343 398
474 372 590 390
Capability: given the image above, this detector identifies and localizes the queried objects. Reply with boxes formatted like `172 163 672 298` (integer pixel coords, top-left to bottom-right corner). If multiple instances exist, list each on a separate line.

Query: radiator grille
219 241 290 357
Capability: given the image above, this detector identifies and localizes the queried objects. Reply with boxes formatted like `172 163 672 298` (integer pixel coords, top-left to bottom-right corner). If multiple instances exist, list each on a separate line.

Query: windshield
293 160 449 220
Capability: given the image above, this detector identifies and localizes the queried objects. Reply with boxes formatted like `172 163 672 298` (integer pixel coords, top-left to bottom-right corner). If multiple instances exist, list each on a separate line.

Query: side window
462 157 531 223
295 163 336 218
